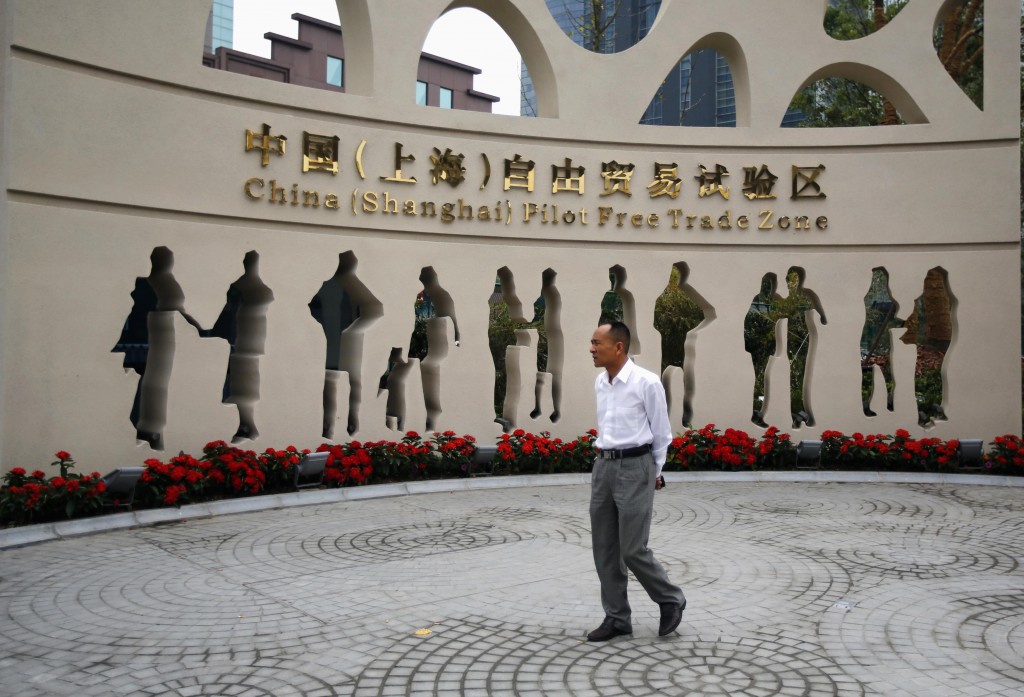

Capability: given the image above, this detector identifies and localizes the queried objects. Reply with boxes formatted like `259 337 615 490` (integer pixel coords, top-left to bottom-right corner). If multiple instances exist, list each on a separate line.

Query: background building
523 0 802 126
204 10 499 111
204 0 234 54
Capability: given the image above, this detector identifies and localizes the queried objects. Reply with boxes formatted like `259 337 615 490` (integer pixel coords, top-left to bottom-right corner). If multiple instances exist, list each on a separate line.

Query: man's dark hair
603 321 631 352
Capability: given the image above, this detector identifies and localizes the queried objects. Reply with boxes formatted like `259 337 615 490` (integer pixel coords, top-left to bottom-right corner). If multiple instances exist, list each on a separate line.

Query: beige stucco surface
0 0 1019 473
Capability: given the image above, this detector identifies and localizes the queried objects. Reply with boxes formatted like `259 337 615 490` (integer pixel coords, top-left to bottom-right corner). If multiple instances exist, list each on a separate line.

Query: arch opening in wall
933 0 983 110
421 7 520 114
548 0 661 55
203 2 348 94
642 30 757 128
820 0 910 41
785 72 913 127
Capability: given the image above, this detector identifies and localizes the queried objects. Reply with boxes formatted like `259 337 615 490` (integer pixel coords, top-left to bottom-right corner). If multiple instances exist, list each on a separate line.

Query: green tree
934 0 984 109
653 265 704 374
558 0 625 53
790 0 984 127
789 0 908 127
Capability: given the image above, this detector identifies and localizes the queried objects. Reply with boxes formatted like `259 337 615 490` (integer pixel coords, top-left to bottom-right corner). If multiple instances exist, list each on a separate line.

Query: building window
211 0 233 52
326 56 343 87
416 80 428 106
440 87 454 109
714 53 736 127
640 95 662 125
678 54 692 112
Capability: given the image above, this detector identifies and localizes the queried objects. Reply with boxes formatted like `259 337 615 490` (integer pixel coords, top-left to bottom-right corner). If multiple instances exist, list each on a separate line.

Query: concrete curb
1 470 1019 550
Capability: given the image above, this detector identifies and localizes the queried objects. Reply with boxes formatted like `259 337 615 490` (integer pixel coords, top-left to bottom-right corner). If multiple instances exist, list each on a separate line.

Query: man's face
590 325 621 369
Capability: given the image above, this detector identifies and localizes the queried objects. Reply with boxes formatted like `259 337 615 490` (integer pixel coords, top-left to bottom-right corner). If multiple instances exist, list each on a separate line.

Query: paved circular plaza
1 478 1023 696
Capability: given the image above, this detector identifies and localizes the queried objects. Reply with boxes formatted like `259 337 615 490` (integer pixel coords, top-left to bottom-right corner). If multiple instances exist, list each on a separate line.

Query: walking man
588 321 686 641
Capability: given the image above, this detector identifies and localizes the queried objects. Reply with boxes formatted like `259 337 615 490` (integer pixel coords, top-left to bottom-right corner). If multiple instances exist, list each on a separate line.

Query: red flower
163 485 186 505
54 451 71 461
9 467 26 477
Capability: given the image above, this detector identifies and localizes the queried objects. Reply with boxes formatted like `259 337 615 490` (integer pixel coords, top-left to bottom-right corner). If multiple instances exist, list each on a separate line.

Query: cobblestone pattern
1 482 1022 696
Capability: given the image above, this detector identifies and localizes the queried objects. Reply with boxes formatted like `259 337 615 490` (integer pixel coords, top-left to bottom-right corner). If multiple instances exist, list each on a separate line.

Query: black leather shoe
587 617 632 642
658 600 686 636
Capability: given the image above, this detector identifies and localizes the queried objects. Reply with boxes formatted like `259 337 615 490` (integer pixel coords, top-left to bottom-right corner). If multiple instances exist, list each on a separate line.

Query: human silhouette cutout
379 267 459 431
112 246 202 450
654 262 713 427
529 269 563 423
310 252 381 438
598 266 641 353
860 267 904 417
488 270 520 431
744 273 781 428
208 251 274 442
781 267 826 428
899 267 953 426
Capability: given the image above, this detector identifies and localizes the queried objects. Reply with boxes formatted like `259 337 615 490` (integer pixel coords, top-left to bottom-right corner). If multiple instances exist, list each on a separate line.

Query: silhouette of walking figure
744 273 780 428
488 270 521 431
860 267 904 416
112 247 202 450
899 267 953 426
529 269 563 423
309 252 381 438
378 267 459 431
208 251 274 442
781 267 826 428
654 262 713 427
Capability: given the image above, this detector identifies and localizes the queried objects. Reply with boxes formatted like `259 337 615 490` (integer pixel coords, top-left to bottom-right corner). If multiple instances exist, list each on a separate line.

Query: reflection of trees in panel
598 266 640 352
489 269 562 429
530 269 563 422
488 269 520 430
744 273 780 428
780 267 826 428
599 272 624 324
900 267 953 426
860 267 904 417
654 263 711 427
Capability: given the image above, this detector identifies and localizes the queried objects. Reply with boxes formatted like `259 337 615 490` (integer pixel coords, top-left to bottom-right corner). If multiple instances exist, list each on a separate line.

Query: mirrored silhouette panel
900 266 954 427
309 251 383 438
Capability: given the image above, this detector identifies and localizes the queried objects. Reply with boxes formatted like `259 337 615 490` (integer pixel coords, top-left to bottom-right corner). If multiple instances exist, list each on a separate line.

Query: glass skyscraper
205 0 234 54
523 0 801 126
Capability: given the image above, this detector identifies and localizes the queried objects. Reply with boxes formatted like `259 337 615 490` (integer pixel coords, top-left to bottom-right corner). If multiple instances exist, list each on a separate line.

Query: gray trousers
590 452 685 628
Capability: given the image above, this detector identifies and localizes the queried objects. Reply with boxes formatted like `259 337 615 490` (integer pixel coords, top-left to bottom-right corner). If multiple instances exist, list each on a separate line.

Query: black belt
598 444 651 459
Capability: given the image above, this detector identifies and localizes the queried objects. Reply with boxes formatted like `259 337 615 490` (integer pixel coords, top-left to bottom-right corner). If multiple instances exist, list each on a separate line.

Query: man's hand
655 475 666 490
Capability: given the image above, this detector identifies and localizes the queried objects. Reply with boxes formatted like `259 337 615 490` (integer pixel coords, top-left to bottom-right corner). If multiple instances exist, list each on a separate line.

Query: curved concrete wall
0 0 1019 472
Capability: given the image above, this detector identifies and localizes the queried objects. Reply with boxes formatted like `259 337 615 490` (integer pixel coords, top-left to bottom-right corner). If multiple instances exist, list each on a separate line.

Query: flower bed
2 426 1020 526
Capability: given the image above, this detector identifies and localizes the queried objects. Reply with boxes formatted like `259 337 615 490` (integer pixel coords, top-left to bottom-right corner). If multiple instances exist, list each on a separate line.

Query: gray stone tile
0 481 1022 696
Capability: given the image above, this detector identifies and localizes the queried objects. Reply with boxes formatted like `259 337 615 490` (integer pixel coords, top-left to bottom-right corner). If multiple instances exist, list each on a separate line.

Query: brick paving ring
354 621 869 696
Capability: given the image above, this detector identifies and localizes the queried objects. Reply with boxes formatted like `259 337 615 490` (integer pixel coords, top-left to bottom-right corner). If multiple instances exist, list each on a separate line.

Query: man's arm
643 377 672 477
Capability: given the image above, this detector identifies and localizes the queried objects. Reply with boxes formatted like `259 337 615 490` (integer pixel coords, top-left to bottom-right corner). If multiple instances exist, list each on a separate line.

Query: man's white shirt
594 358 672 475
